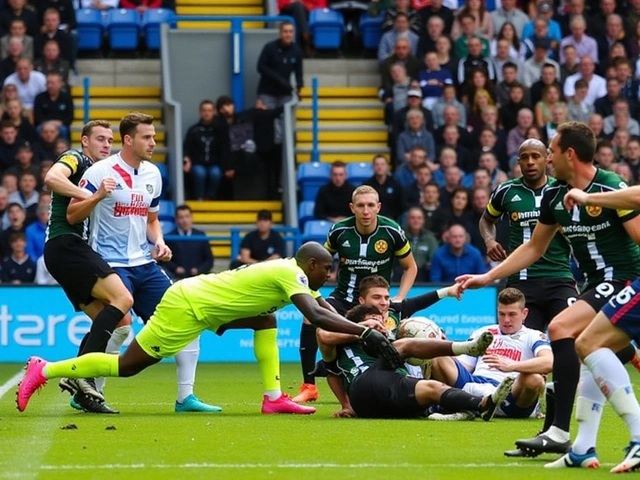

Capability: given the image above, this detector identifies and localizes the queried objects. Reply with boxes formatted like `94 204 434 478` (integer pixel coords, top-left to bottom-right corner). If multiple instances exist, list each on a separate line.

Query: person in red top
277 0 326 55
119 0 160 12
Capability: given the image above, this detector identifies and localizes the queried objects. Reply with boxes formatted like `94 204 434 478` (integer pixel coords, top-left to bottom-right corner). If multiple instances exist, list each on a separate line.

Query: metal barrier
82 76 91 124
311 77 319 163
282 93 299 229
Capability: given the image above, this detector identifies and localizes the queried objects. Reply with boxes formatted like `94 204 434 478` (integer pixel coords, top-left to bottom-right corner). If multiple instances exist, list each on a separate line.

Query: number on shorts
595 282 615 298
613 286 637 306
567 296 577 306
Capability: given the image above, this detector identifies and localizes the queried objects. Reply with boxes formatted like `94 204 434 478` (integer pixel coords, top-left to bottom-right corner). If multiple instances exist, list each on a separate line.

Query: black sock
80 305 125 355
550 338 580 432
77 332 90 356
299 323 318 385
439 388 483 412
616 344 636 364
542 384 555 433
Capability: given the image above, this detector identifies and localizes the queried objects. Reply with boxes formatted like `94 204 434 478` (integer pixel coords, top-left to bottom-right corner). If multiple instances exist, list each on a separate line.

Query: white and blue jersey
79 153 162 268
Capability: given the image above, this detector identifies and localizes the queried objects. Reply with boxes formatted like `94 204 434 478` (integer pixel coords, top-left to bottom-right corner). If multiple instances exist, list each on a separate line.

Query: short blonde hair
352 185 379 202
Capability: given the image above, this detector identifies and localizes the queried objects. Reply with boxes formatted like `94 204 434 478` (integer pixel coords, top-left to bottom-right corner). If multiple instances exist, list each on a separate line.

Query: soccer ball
397 317 446 367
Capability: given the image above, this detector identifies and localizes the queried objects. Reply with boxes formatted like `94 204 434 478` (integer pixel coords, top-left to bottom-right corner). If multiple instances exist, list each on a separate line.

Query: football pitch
0 362 631 480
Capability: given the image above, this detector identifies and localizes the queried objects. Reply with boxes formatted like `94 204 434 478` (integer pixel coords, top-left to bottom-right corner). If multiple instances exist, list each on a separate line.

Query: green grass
0 362 631 480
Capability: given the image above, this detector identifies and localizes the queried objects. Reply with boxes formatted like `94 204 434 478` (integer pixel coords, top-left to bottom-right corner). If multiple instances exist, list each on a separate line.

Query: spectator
381 38 422 93
0 202 25 258
626 0 640 39
597 14 630 71
431 83 466 128
436 169 464 219
477 151 508 189
52 138 67 156
521 42 560 88
164 204 214 279
4 143 37 181
559 15 598 64
3 98 36 143
521 1 562 46
404 206 438 281
589 0 617 40
507 108 535 159
378 13 420 64
594 77 623 119
567 78 595 123
439 124 475 172
381 0 421 35
418 0 454 36
558 0 587 37
418 51 453 109
0 120 20 171
396 109 436 165
433 146 458 186
529 62 563 107
120 0 161 12
8 170 37 223
395 145 427 188
613 127 630 159
33 72 73 131
560 44 579 83
25 202 46 260
595 140 617 171
435 35 458 75
38 159 53 193
457 37 496 87
535 83 564 127
624 138 640 182
3 57 46 110
1 172 18 195
492 0 529 38
454 15 490 60
0 0 38 38
34 9 71 62
466 186 491 255
492 37 521 83
588 113 606 140
467 88 494 131
420 181 441 231
382 62 412 125
32 121 59 163
615 58 640 109
0 231 34 283
233 209 285 267
564 55 606 104
183 99 224 201
391 88 435 140
616 161 634 185
277 0 325 55
434 105 473 147
0 37 22 85
363 155 405 220
404 164 433 207
521 16 559 61
35 254 56 284
0 186 8 229
604 98 640 136
496 62 522 107
417 15 445 59
313 161 354 222
0 19 32 60
33 40 70 85
451 0 493 41
430 223 486 282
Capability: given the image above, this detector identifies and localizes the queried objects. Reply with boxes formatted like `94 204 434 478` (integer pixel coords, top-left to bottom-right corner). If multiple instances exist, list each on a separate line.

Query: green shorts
136 282 206 359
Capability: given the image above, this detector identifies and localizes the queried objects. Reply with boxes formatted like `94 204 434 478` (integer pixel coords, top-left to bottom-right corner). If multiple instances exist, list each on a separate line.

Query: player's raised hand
563 188 589 211
485 239 507 261
360 327 404 369
455 273 492 290
97 178 117 198
155 241 172 262
447 283 463 300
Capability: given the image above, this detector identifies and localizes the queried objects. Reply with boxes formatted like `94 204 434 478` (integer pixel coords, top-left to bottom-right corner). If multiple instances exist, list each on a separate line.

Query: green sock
253 328 281 395
43 353 120 379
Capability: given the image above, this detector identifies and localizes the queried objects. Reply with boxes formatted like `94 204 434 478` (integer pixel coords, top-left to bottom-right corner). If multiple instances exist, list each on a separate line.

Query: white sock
545 425 571 443
585 348 640 442
175 336 200 403
265 390 282 401
95 325 131 394
572 365 606 454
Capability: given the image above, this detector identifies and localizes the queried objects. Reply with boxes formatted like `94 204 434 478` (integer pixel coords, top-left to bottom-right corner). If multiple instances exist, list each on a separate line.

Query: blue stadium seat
347 162 373 186
309 8 344 50
160 220 175 235
297 161 330 202
141 8 173 50
298 201 315 230
302 220 332 244
76 8 104 51
158 199 175 221
106 9 141 51
359 13 383 50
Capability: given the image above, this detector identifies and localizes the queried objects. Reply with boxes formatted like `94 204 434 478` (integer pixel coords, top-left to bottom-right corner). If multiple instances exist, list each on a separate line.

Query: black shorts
348 359 424 419
44 235 115 311
326 294 358 316
579 280 630 312
507 278 578 332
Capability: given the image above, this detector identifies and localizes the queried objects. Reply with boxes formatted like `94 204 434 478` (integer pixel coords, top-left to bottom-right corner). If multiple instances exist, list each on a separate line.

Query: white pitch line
0 369 24 400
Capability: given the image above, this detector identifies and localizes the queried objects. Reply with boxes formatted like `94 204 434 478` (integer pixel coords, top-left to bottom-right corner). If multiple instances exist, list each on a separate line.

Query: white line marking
0 370 24 400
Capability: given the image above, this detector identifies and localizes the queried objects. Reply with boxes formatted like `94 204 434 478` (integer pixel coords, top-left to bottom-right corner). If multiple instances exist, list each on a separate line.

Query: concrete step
299 86 379 98
186 200 282 212
296 131 387 142
296 109 383 121
296 143 388 153
298 99 380 109
296 152 389 163
296 120 387 131
193 211 283 224
71 86 161 98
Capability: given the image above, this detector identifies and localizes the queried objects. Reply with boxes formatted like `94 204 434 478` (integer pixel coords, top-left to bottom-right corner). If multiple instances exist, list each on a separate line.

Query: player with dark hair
458 122 640 457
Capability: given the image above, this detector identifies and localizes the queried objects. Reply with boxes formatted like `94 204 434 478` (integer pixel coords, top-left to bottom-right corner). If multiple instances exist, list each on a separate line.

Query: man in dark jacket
33 72 73 130
313 161 355 222
163 205 214 280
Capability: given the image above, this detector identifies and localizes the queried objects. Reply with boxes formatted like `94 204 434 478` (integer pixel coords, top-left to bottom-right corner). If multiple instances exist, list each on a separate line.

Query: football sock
254 328 281 400
541 383 556 433
300 323 318 385
81 305 126 355
175 336 200 402
573 365 606 455
95 325 131 394
43 353 119 379
585 348 640 442
550 337 580 433
439 388 484 412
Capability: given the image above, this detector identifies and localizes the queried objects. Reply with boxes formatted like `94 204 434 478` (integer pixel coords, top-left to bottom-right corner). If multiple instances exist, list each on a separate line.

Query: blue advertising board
0 285 497 362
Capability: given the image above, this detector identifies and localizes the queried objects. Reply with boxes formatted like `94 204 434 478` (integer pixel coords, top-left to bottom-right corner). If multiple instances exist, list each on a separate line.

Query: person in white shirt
559 15 598 64
563 55 606 104
3 57 46 110
430 287 552 419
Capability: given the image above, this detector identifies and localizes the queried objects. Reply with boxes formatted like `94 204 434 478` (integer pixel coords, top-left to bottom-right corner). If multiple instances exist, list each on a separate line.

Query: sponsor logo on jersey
296 273 309 287
511 210 539 222
511 194 521 201
113 193 148 217
384 316 397 331
374 240 388 254
555 202 565 210
79 179 87 188
342 240 350 247
146 184 154 194
586 205 602 217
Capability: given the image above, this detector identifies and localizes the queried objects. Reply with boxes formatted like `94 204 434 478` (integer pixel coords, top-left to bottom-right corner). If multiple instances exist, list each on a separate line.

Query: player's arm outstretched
398 283 462 318
45 161 91 200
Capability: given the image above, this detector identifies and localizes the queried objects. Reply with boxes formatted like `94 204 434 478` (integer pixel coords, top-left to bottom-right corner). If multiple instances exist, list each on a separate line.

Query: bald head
296 242 332 264
519 138 546 155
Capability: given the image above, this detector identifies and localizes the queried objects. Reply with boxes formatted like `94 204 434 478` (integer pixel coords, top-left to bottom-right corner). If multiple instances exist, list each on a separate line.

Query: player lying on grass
429 287 552 421
16 242 403 415
316 304 514 419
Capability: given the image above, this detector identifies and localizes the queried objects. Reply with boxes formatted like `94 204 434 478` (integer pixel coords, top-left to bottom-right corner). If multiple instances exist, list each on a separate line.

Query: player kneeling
429 288 552 420
317 304 514 420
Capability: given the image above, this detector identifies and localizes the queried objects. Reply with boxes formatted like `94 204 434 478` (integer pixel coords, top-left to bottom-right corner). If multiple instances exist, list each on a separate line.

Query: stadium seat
160 219 175 235
141 8 174 50
297 161 330 202
76 8 104 51
158 199 175 221
302 220 332 244
359 13 383 50
309 9 344 50
154 162 169 196
298 201 315 230
347 162 373 186
106 9 141 51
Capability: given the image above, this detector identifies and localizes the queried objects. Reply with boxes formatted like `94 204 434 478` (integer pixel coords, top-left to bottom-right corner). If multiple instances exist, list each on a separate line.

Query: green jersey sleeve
486 183 509 219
